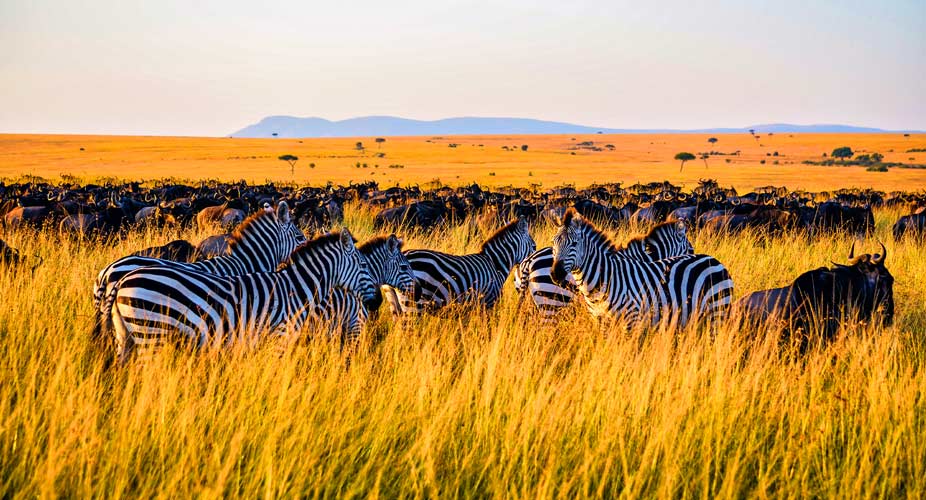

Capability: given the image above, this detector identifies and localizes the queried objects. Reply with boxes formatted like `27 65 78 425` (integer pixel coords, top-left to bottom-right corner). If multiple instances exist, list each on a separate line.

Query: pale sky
1 0 923 136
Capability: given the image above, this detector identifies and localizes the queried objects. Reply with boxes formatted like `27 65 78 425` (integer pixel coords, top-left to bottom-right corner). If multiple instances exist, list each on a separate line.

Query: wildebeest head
790 241 894 341
836 241 894 325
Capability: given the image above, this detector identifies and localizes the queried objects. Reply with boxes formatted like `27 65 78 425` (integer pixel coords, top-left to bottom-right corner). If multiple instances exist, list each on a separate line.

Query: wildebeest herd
0 178 917 361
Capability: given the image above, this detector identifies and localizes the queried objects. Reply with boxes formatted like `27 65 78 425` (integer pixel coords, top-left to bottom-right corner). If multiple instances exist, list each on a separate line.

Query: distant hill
230 116 920 138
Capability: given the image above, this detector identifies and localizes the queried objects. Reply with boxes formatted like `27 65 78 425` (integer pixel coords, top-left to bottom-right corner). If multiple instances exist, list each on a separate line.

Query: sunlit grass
0 205 923 497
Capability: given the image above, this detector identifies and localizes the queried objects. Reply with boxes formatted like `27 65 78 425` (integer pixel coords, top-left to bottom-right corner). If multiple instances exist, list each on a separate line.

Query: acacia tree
700 153 710 168
375 138 386 148
355 141 364 152
675 152 696 172
832 146 854 161
278 154 298 175
708 137 718 146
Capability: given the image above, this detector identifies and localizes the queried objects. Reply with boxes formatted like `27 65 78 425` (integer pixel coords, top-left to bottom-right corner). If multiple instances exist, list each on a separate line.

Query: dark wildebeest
4 206 51 229
739 242 894 350
131 239 200 262
374 201 447 230
893 213 926 240
196 234 232 259
1 238 25 265
196 203 247 231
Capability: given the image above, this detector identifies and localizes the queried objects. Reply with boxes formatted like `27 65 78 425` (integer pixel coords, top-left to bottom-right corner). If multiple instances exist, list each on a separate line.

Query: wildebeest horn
873 241 886 264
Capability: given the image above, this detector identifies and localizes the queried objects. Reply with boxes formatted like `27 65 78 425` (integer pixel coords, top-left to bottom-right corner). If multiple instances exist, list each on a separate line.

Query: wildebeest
196 202 247 231
0 238 25 265
374 201 448 230
196 234 232 258
4 206 50 228
893 213 926 240
131 239 200 262
739 242 894 350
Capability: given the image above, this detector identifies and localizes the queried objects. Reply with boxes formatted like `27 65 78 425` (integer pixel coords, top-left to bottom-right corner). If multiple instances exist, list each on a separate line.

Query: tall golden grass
0 204 923 497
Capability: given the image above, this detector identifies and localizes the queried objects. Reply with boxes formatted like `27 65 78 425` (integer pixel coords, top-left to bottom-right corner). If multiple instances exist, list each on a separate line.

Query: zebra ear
675 220 687 234
517 217 528 231
275 201 291 223
388 234 403 251
340 229 355 249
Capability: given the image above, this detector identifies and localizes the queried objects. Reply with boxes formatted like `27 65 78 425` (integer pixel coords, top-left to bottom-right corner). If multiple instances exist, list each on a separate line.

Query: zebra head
552 209 620 286
339 230 377 303
286 229 376 303
481 217 536 275
629 220 694 260
228 201 306 268
358 234 414 292
551 209 586 285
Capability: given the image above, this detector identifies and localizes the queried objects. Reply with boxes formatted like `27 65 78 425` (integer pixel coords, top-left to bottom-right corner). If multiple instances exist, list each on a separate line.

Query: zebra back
387 218 535 313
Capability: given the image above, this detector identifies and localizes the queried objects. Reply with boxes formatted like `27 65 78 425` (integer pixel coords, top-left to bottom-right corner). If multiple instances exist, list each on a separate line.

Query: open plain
0 133 924 497
2 132 925 191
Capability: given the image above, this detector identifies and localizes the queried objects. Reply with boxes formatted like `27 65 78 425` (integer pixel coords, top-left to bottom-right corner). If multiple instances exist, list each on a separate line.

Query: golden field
2 133 926 192
0 202 924 497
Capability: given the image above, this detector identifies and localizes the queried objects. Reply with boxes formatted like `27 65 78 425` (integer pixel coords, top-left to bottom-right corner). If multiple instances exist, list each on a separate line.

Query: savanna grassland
0 199 924 497
2 132 926 191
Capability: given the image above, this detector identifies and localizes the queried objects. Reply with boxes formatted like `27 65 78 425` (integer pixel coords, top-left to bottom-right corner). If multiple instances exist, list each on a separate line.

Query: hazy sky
1 0 923 136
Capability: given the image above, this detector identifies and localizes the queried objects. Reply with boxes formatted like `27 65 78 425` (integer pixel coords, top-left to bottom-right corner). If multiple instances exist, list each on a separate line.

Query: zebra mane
563 209 621 253
226 209 276 250
278 232 343 269
480 219 524 252
620 221 682 249
358 235 402 255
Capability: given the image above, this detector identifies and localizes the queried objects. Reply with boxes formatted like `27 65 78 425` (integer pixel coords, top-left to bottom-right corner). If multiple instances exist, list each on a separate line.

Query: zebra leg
110 301 135 366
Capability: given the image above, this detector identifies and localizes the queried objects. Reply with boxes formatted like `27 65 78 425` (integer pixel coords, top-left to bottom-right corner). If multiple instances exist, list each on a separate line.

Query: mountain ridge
231 115 922 138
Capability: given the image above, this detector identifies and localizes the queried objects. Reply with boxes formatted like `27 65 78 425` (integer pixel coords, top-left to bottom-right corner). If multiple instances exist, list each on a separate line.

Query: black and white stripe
385 219 535 312
93 202 305 337
110 230 374 363
514 220 694 319
298 234 415 344
551 209 733 327
307 286 369 345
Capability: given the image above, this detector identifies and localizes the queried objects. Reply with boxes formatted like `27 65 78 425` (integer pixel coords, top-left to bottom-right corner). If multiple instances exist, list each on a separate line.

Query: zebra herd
90 203 743 364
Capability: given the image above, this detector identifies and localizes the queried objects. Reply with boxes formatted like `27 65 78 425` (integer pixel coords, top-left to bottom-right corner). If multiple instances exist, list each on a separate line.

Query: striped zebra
110 230 374 363
356 235 415 313
551 209 733 327
299 234 415 344
92 202 305 338
384 218 535 313
305 286 369 346
514 221 694 319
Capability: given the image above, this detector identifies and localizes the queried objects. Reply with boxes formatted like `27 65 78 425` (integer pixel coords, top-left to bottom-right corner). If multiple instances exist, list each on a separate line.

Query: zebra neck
575 237 618 294
481 243 516 278
228 238 276 272
359 250 385 286
280 261 336 305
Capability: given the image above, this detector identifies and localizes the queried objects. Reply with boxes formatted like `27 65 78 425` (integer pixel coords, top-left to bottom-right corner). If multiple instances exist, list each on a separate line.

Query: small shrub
867 164 888 172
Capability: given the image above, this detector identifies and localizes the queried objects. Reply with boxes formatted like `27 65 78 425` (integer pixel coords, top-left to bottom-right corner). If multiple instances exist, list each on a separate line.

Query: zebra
92 202 305 339
298 234 415 345
514 220 694 319
384 218 535 313
110 230 375 363
356 234 415 313
305 286 369 346
550 209 733 327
